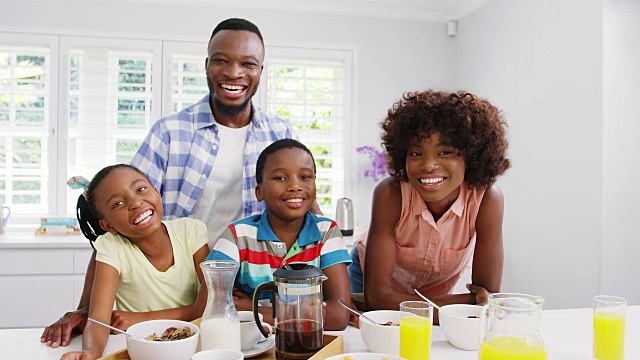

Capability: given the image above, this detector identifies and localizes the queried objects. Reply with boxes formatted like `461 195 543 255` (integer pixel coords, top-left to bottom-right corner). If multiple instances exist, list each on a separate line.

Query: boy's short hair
209 18 264 45
256 139 316 184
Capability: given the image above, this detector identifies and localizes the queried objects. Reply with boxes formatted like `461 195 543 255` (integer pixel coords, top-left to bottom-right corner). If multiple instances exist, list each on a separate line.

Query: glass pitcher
253 264 327 360
199 260 241 351
479 293 547 360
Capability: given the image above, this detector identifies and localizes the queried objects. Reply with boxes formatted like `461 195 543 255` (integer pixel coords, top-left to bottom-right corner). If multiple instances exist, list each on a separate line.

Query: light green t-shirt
95 217 207 312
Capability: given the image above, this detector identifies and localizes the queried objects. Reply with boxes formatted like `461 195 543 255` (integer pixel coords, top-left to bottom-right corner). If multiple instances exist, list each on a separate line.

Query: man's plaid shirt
131 95 296 220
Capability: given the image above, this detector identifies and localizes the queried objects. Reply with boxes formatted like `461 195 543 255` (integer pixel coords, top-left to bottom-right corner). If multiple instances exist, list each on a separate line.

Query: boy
194 139 351 330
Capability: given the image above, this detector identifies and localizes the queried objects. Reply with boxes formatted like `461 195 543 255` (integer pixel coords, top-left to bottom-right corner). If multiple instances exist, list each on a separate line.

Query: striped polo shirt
206 211 351 298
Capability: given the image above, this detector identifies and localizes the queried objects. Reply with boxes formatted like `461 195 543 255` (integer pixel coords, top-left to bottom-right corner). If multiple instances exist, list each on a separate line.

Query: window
1 33 353 222
60 37 162 216
0 34 57 218
260 47 353 216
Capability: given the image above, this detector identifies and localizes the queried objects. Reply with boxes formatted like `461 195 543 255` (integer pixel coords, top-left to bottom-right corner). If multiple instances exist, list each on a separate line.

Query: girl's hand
467 283 490 306
60 350 100 360
232 289 253 311
110 310 147 331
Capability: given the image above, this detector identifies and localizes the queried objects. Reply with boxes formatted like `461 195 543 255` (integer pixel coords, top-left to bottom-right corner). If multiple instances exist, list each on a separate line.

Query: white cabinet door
0 276 74 328
0 247 92 328
73 248 93 274
0 249 74 275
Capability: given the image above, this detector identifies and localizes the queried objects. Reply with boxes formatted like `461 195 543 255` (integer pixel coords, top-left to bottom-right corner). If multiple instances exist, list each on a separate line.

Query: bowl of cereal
438 304 485 351
359 310 416 356
126 319 199 360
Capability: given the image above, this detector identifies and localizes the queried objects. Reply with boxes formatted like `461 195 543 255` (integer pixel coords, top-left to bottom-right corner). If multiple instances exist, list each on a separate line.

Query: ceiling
116 0 491 22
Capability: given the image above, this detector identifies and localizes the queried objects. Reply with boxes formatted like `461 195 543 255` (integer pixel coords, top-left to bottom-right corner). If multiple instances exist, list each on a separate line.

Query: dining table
1 305 637 359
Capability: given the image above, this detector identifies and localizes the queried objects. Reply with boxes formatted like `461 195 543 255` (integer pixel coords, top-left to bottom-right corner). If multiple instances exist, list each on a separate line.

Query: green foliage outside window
12 139 41 165
118 60 148 92
116 140 141 164
14 180 40 191
13 194 40 204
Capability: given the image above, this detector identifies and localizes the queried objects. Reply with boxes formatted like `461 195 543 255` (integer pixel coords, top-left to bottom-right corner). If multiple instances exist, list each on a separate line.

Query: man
42 18 304 348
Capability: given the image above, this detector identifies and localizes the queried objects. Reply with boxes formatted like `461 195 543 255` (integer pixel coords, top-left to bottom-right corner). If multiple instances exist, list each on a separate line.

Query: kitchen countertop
1 306 638 359
0 230 91 249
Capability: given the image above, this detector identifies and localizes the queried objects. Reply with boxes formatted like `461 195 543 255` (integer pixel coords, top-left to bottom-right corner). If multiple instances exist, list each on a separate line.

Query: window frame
257 45 355 217
58 36 163 218
1 32 354 224
0 32 59 226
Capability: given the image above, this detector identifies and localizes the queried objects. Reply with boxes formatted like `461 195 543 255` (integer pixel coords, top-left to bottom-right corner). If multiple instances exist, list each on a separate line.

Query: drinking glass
593 295 626 360
399 301 432 360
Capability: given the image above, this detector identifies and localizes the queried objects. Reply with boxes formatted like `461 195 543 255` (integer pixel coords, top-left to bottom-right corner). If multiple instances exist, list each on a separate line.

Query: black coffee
275 319 323 360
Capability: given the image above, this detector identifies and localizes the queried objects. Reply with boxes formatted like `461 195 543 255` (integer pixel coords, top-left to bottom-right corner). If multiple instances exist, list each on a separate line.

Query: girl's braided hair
381 90 511 187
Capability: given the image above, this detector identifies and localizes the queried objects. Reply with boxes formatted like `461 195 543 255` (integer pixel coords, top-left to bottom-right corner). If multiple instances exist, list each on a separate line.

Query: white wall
602 0 640 305
7 0 637 310
2 0 456 234
455 0 605 309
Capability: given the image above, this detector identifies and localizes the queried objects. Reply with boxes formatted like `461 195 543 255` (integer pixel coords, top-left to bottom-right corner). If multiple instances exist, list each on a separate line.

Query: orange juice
479 336 547 360
400 316 431 360
594 311 625 360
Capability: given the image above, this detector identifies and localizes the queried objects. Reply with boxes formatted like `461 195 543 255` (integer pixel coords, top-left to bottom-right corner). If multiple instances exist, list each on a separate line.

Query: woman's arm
321 263 351 330
111 244 211 329
469 185 504 299
364 178 425 310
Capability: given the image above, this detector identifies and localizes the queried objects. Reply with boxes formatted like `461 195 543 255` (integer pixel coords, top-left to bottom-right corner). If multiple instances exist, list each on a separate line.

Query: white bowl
191 349 244 360
438 304 484 350
325 352 404 360
359 310 416 356
126 319 200 360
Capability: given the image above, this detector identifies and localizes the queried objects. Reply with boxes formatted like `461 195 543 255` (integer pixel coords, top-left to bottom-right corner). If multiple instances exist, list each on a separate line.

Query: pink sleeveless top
359 181 485 297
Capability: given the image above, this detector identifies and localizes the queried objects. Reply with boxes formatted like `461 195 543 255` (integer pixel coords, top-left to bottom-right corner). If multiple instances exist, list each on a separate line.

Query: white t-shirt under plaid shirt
131 95 296 221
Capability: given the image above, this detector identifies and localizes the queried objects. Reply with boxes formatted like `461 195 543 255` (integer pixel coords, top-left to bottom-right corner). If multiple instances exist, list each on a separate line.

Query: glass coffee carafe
479 293 548 360
253 264 327 360
199 260 241 351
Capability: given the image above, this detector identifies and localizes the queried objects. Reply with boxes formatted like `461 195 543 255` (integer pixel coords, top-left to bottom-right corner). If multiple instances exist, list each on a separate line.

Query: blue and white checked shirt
130 95 296 220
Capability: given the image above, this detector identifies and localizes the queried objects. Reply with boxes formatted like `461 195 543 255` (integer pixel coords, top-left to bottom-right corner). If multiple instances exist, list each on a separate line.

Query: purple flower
356 146 389 181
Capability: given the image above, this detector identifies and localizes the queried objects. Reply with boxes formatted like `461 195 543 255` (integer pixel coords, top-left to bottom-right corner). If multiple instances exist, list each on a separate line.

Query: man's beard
208 76 257 117
212 96 252 117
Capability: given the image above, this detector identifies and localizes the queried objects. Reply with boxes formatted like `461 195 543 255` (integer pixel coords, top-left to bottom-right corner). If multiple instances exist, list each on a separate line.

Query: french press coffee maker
253 264 327 360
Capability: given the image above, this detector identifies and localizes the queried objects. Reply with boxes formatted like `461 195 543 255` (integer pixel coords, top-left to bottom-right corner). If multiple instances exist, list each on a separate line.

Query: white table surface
1 306 637 359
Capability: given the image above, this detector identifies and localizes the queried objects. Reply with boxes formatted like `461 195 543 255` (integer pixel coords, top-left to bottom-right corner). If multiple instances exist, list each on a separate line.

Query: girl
61 164 210 360
350 90 510 320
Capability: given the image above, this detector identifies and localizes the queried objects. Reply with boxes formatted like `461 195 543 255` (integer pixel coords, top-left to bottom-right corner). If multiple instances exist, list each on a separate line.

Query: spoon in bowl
88 317 146 341
338 299 384 326
414 289 447 314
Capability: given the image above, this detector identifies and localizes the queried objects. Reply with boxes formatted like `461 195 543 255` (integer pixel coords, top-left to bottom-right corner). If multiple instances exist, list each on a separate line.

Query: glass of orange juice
399 301 432 360
593 295 626 360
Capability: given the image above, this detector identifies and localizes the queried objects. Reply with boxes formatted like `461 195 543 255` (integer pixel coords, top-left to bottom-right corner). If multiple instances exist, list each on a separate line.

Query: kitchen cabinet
0 232 92 329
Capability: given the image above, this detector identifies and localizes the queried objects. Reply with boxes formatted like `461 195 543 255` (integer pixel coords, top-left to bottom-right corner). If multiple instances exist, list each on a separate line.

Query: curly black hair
381 90 511 187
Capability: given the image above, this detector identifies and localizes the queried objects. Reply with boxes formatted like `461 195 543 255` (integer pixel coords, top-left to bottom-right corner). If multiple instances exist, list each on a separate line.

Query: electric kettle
335 198 353 236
